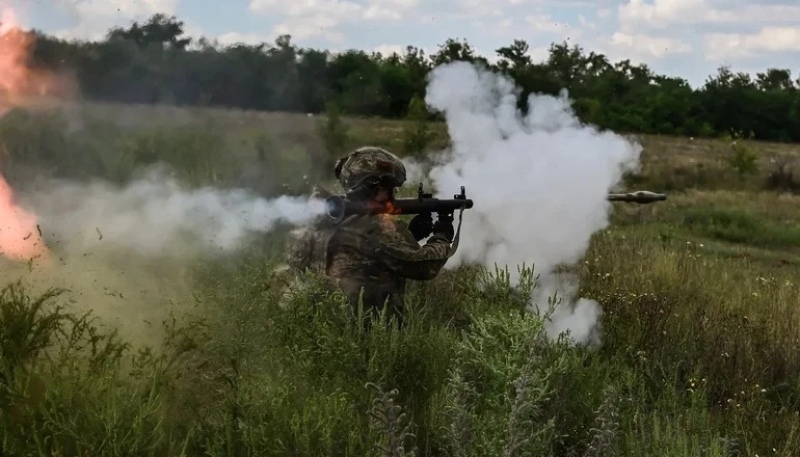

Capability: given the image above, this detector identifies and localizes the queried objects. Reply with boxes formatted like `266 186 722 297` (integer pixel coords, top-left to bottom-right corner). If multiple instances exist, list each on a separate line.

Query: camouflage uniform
285 146 454 325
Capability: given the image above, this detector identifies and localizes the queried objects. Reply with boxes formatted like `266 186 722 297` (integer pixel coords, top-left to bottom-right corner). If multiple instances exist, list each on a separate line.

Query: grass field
2 99 800 456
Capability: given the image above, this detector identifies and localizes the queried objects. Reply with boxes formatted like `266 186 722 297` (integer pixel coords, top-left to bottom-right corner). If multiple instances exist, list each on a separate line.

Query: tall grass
1 104 800 455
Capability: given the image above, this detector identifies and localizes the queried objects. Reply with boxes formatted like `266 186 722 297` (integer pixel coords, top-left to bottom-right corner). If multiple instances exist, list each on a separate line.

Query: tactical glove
408 212 433 241
432 214 455 242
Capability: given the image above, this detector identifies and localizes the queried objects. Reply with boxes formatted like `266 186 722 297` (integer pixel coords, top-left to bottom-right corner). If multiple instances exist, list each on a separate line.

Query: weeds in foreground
1 105 800 455
2 237 800 456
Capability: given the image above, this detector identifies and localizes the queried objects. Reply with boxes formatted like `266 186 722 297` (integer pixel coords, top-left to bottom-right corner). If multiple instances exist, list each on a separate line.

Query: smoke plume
1 167 324 346
25 168 324 257
0 10 326 348
423 61 641 345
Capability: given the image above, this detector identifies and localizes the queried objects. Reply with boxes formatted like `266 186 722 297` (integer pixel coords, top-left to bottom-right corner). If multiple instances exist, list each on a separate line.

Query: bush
2 105 800 455
681 207 800 247
764 158 800 193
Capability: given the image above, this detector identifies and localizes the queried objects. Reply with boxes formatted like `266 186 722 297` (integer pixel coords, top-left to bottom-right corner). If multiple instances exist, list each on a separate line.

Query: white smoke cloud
424 61 641 346
25 167 325 257
402 156 437 195
1 166 326 347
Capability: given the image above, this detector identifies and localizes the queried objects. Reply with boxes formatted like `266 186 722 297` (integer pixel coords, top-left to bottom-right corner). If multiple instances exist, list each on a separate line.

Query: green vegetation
16 13 800 142
1 101 800 456
2 14 800 456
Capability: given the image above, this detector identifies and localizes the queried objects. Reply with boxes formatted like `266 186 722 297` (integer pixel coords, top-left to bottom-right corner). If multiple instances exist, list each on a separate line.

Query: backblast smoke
423 61 642 345
0 167 325 346
0 8 327 348
25 169 324 256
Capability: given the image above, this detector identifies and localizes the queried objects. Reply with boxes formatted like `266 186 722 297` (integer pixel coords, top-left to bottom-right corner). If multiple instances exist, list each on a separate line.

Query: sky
3 0 800 89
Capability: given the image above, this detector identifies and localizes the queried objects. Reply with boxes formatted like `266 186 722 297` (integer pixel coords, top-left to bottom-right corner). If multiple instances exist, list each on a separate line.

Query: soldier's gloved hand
432 214 455 242
408 212 433 241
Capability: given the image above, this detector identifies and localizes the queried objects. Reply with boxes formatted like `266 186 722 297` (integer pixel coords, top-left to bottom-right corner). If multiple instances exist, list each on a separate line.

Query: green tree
16 13 800 143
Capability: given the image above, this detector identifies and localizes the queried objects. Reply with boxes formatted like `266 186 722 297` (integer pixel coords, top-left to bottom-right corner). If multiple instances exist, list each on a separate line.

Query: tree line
19 13 800 142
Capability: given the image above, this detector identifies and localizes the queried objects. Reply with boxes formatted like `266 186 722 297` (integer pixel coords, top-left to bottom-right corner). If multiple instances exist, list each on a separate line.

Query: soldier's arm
366 220 453 280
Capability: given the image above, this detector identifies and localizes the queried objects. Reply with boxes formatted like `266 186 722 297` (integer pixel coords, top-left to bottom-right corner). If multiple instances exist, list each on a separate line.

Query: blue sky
5 0 800 89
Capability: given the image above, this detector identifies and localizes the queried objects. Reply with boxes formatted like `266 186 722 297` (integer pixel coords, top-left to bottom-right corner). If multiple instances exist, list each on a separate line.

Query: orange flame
364 200 403 215
0 176 47 262
381 201 402 215
370 201 402 232
0 9 73 116
0 7 65 264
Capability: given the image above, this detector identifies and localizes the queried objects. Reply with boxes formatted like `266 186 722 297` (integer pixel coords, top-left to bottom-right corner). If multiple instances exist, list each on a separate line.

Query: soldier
284 146 455 326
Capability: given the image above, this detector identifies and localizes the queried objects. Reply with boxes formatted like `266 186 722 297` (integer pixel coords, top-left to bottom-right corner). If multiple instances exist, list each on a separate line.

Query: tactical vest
286 216 341 276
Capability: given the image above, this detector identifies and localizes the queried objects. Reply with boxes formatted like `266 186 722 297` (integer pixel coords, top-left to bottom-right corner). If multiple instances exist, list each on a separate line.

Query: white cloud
453 0 505 19
610 0 800 74
617 0 707 31
608 32 693 59
214 32 274 47
363 0 421 20
249 0 420 41
705 26 800 60
50 0 181 40
274 16 345 42
524 14 567 34
618 0 800 32
249 0 361 18
373 44 407 56
70 0 180 17
518 10 678 65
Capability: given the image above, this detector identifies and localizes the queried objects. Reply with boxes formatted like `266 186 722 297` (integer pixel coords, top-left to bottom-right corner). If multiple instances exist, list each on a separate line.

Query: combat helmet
334 146 407 198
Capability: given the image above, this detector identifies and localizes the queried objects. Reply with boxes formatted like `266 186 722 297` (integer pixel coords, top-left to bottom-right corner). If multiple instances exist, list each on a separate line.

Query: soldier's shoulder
339 214 394 232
